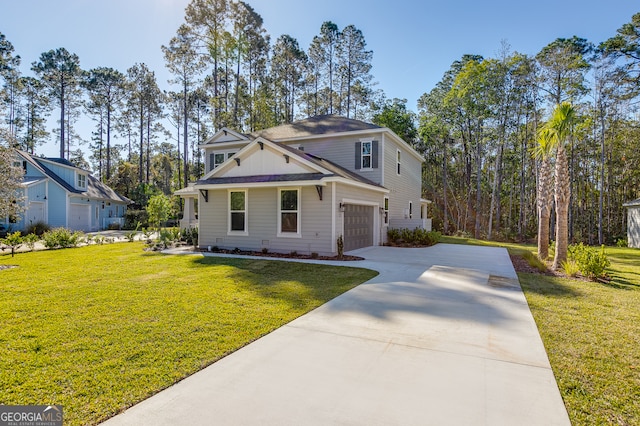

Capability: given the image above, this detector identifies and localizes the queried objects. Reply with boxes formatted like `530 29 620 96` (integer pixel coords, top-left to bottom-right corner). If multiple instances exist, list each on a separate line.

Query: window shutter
209 153 215 172
355 142 362 169
372 141 379 168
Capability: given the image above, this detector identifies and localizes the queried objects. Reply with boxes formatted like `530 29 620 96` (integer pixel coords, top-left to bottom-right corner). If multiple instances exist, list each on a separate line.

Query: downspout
331 181 336 253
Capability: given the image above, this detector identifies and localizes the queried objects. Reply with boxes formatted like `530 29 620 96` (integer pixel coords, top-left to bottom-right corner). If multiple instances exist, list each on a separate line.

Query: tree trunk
537 156 553 260
553 144 570 270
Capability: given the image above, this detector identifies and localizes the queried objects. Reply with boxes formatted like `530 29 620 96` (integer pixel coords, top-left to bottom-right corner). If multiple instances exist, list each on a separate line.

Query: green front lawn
443 235 640 425
0 243 377 425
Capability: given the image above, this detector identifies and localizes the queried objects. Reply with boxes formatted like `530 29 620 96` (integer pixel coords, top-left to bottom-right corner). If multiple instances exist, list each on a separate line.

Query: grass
0 243 377 425
442 235 640 425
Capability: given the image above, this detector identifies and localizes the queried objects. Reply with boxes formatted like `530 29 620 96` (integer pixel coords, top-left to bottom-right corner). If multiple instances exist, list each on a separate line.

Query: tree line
0 0 379 207
415 13 640 246
2 2 640 247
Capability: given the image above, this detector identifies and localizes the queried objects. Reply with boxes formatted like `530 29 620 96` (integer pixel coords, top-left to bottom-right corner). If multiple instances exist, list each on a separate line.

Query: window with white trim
214 153 226 169
396 150 401 175
361 141 372 169
77 173 87 189
229 190 247 233
278 188 300 236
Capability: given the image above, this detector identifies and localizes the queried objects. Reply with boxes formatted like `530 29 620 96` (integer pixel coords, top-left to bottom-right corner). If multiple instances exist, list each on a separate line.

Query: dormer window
77 173 87 189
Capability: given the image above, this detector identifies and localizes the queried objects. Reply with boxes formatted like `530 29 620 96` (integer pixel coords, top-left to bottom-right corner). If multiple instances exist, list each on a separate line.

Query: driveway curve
102 243 570 426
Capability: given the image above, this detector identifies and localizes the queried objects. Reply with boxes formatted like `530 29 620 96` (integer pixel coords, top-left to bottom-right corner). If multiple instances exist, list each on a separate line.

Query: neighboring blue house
2 150 131 233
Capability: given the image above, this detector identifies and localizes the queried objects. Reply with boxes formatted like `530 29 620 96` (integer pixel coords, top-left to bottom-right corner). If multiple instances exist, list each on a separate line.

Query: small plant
568 243 611 280
42 228 84 249
25 221 50 236
290 250 298 257
261 247 269 254
522 251 548 273
616 238 628 248
181 227 198 246
1 231 24 257
311 252 319 259
337 235 344 260
22 233 39 251
233 247 241 254
562 259 581 277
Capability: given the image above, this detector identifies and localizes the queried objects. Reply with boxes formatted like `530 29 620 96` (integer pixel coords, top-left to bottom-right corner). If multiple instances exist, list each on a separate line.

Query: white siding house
176 115 429 255
624 198 640 248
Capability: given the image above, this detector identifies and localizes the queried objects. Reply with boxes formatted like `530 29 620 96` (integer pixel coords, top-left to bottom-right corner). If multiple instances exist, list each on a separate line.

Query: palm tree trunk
553 144 570 270
537 156 553 260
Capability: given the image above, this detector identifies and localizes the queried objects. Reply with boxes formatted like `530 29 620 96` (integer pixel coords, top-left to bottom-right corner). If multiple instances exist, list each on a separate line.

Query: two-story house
3 150 131 233
176 115 430 255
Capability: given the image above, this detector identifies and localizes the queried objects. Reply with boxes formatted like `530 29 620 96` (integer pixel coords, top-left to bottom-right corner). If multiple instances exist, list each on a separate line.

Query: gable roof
196 139 385 191
16 150 131 204
248 114 382 140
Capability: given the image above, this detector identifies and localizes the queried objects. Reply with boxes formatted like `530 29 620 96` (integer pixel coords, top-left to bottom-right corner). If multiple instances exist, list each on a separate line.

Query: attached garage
343 204 374 252
69 203 91 231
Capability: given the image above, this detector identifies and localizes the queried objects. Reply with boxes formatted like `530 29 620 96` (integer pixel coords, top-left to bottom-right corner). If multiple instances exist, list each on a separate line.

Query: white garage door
344 204 374 252
69 204 91 231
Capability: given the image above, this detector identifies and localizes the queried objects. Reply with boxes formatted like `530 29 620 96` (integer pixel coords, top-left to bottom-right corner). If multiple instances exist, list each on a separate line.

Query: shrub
568 243 611 280
181 227 198 246
124 210 148 230
25 221 50 236
22 233 39 250
616 238 628 248
107 222 121 230
42 228 84 249
337 235 344 259
387 228 441 246
1 231 24 257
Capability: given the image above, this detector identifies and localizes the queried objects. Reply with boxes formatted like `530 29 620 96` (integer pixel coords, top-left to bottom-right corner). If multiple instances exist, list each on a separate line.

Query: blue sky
1 0 638 158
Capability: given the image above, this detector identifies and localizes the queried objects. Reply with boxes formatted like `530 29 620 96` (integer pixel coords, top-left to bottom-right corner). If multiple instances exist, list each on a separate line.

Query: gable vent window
355 140 378 170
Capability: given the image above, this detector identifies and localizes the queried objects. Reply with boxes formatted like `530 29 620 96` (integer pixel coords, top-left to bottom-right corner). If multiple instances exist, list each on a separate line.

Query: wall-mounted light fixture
339 202 346 212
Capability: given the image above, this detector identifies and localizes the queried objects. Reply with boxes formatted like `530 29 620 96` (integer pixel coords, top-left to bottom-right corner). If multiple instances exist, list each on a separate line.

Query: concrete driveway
102 244 570 426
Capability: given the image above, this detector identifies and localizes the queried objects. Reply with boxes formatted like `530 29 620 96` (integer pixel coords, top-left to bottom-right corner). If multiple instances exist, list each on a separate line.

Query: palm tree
539 102 577 270
534 130 554 261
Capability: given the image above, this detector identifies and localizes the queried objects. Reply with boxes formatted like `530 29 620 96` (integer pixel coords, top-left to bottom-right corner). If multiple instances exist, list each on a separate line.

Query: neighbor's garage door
344 204 374 252
69 203 91 231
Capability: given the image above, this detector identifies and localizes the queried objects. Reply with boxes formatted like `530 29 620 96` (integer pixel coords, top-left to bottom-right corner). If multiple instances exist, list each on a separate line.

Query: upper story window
210 151 237 172
355 140 378 170
396 150 401 175
77 173 87 189
361 141 372 169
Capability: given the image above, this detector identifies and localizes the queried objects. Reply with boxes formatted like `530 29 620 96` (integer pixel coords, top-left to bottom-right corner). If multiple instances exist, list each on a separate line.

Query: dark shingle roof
249 115 381 140
17 150 130 204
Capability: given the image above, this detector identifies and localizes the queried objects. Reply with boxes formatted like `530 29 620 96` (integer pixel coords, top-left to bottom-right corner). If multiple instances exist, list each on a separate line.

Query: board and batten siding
47 183 68 228
382 134 423 224
628 206 640 248
198 185 334 255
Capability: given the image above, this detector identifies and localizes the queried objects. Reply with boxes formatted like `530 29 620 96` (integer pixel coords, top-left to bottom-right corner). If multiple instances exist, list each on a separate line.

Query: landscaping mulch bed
198 247 364 261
